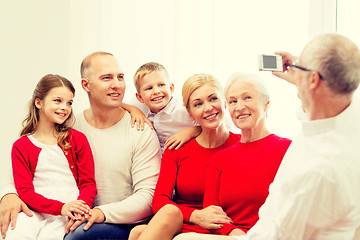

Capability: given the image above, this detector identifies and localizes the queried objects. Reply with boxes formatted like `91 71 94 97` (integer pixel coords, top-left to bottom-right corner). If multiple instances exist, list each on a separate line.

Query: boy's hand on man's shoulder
122 102 153 131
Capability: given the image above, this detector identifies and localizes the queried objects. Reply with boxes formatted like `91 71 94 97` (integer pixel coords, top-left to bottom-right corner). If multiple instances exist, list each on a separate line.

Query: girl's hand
73 211 87 221
189 205 232 229
61 200 90 220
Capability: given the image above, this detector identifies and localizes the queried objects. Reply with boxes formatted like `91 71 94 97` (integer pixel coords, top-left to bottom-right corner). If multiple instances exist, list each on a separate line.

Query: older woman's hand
189 205 232 229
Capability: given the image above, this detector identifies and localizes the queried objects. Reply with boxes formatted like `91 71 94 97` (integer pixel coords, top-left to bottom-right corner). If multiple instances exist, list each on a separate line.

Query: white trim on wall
308 0 337 39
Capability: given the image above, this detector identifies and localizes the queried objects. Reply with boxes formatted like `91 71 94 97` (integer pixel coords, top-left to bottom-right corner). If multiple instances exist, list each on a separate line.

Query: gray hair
302 33 360 94
224 72 270 104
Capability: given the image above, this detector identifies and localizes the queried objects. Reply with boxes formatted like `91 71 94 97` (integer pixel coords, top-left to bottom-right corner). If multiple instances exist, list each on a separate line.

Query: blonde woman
129 74 240 240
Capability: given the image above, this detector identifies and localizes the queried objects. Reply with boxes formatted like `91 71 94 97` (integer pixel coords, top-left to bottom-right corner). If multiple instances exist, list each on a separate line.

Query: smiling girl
7 74 96 240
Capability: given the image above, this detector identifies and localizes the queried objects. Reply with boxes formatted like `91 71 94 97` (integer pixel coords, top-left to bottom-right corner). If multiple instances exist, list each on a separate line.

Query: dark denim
63 222 134 240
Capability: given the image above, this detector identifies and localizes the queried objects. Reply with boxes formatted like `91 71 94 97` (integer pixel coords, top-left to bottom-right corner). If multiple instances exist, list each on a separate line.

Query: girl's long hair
21 74 75 149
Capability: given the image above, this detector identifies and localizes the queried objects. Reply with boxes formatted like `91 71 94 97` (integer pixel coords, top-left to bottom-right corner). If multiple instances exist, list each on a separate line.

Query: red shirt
11 129 97 216
152 132 240 233
204 134 291 235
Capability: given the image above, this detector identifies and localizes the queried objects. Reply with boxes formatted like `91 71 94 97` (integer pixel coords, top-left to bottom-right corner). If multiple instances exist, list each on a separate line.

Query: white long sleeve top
238 99 360 240
74 111 161 224
143 97 196 154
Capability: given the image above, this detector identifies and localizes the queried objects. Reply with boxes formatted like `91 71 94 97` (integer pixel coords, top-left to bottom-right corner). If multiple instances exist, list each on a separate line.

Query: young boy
133 62 199 154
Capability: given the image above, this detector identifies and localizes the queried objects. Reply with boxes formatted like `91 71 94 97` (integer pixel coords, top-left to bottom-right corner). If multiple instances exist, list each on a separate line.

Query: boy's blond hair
133 62 169 92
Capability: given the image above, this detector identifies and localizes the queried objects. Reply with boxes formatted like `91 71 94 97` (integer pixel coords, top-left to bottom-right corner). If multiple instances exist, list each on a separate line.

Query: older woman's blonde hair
182 74 224 109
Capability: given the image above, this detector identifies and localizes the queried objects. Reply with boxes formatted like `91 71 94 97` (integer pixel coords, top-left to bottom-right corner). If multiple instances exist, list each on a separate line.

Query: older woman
174 73 291 240
129 74 240 240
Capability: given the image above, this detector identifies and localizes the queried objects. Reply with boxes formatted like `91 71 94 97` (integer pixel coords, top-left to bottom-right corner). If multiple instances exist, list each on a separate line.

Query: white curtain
66 0 320 139
0 0 340 180
337 0 360 98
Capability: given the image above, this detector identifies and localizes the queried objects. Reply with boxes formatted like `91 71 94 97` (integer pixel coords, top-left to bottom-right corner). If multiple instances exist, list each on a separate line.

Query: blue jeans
63 222 134 240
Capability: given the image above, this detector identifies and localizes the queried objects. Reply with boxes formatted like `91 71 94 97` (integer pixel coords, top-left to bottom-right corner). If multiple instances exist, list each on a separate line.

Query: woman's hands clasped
189 205 232 230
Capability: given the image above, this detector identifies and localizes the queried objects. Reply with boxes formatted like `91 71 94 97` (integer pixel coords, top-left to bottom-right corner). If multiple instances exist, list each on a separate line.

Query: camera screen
263 55 277 68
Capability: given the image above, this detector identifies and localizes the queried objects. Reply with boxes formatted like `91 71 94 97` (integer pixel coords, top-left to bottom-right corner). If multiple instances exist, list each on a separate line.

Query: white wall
0 0 342 188
337 0 360 46
67 0 311 138
0 1 72 185
337 0 360 98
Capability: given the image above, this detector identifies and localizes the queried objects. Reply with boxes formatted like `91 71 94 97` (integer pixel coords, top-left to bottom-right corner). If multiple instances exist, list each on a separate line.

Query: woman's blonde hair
182 73 224 109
